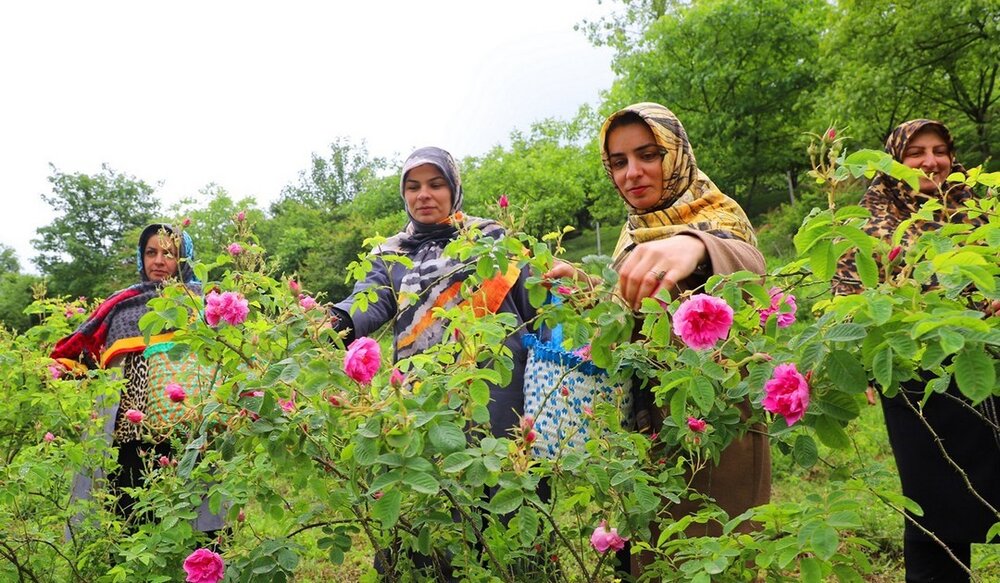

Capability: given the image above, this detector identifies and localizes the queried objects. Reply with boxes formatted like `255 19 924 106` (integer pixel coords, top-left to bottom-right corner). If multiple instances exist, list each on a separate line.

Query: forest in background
1 0 997 329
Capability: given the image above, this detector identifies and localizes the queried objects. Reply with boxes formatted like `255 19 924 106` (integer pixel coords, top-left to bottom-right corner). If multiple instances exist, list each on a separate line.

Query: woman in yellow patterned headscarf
547 103 770 577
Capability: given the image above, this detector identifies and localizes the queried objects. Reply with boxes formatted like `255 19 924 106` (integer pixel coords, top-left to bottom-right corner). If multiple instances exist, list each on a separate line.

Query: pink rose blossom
389 368 405 388
236 210 246 221
590 520 627 553
573 345 591 360
227 242 243 256
673 294 734 350
560 386 570 397
298 295 318 310
556 285 573 295
887 246 902 262
288 279 301 294
328 394 343 407
44 432 55 443
498 193 509 208
520 415 535 432
373 491 384 500
125 409 144 424
524 429 537 444
762 363 811 426
182 217 192 227
583 405 593 416
158 455 172 468
343 337 382 385
166 383 186 403
48 364 63 380
237 509 246 522
826 128 836 140
687 417 707 432
278 395 295 413
204 291 249 327
64 308 75 318
182 548 225 583
758 287 797 328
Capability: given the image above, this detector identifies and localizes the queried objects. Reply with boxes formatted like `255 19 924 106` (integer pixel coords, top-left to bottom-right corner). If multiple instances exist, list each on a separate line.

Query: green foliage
34 164 160 299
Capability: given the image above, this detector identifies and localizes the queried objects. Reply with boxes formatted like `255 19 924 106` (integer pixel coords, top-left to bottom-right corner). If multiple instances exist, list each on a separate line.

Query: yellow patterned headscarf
600 103 757 262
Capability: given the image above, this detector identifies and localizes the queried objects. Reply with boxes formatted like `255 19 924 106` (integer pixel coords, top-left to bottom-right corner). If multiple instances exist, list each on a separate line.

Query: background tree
597 0 828 215
821 0 1000 164
33 164 160 299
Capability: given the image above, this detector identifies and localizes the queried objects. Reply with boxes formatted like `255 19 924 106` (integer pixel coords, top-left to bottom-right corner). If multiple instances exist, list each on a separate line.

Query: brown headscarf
833 119 981 295
601 103 757 265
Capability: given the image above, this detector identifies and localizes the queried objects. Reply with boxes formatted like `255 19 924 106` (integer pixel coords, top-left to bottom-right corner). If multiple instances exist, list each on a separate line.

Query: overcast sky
0 1 616 273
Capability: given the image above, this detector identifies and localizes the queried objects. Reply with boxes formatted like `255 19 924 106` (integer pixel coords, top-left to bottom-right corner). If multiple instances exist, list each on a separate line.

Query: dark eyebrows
607 142 659 158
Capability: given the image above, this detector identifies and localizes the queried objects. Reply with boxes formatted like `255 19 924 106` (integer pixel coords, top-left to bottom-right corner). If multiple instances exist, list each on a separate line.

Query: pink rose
182 548 225 583
237 509 246 522
279 395 295 413
158 455 172 468
298 295 318 310
166 383 186 403
343 337 381 385
583 406 592 416
524 430 537 444
520 415 535 432
236 210 246 222
389 368 405 388
762 363 810 426
758 287 797 328
825 128 836 140
498 193 509 208
673 294 734 350
182 217 192 227
204 291 249 327
48 364 63 380
560 386 570 397
44 432 55 443
590 520 627 553
328 394 343 407
125 409 144 424
686 417 707 433
227 242 243 256
288 279 301 294
887 246 902 262
573 344 591 360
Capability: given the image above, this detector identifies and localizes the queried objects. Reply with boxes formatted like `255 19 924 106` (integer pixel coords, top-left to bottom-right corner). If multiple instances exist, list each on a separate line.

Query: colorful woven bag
144 342 217 432
522 322 633 459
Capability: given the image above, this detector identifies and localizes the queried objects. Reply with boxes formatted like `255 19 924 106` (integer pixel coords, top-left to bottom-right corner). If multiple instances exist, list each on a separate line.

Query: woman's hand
616 235 708 310
543 260 601 291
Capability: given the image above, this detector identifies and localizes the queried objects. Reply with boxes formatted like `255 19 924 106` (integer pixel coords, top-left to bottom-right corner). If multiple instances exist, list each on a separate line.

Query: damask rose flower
389 368 405 388
520 415 535 432
298 295 318 310
524 430 537 444
343 337 381 385
236 211 246 222
498 194 509 208
182 548 225 583
166 383 186 403
227 242 243 256
762 363 811 426
590 520 627 553
237 509 246 522
182 217 192 227
125 409 144 424
673 294 734 350
158 455 171 468
48 364 63 380
887 246 902 262
826 128 836 140
573 344 592 360
44 432 55 443
758 287 797 328
288 279 301 294
687 417 707 433
205 291 249 327
278 395 295 413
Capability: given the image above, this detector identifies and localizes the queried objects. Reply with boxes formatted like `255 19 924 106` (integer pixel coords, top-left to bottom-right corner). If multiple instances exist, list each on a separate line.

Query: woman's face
143 233 179 282
403 163 452 224
606 122 665 210
901 129 952 194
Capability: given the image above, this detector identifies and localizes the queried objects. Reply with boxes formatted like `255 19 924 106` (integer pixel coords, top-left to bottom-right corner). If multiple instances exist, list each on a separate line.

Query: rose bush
0 143 995 581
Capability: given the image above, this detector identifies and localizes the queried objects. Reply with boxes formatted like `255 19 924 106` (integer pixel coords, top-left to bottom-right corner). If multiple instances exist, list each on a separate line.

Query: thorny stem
441 489 515 583
527 497 593 580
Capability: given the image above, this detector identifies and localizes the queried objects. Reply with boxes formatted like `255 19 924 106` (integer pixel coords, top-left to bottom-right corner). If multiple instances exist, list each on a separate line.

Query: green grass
557 224 623 263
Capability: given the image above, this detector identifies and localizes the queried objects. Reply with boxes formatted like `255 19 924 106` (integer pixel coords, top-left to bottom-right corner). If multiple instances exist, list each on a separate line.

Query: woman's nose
625 159 642 179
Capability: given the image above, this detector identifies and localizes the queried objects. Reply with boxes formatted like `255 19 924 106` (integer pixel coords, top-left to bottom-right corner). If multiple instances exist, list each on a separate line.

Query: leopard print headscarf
832 119 980 295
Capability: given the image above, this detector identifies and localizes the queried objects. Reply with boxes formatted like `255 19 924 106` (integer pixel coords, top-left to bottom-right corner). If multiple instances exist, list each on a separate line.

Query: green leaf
867 296 893 325
872 346 893 388
813 417 850 449
809 241 836 282
792 434 818 468
489 488 524 515
689 376 715 414
799 557 822 583
469 381 491 406
633 481 658 512
824 350 868 393
441 452 475 473
816 390 860 421
428 423 467 454
825 323 866 342
954 347 996 402
810 524 839 560
939 329 966 354
371 489 401 528
402 471 439 495
855 252 878 288
517 506 540 547
354 437 377 466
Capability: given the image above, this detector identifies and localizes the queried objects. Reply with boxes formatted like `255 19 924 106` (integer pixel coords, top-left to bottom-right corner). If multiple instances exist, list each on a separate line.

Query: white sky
0 1 615 273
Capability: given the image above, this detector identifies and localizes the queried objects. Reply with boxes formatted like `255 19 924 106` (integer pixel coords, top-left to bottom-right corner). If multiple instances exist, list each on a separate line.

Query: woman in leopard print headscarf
834 120 1000 582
